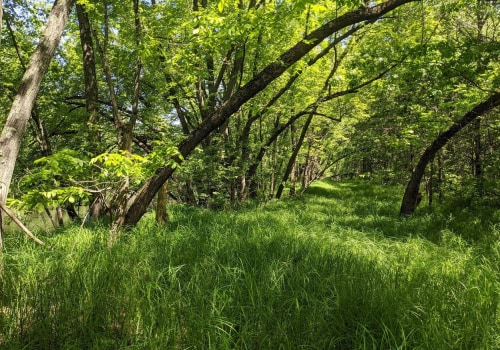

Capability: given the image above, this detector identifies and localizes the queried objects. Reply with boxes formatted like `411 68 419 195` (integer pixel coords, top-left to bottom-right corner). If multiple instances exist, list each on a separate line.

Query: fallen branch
0 202 45 246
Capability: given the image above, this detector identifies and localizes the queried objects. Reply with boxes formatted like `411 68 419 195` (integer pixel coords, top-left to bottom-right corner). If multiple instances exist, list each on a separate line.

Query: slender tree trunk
301 137 313 192
472 118 484 194
269 121 279 198
0 0 75 247
156 182 168 224
428 156 434 207
76 3 99 139
0 0 3 49
44 206 58 228
288 123 298 197
56 206 64 226
400 91 500 215
122 0 418 228
276 114 313 199
437 150 444 202
472 2 486 194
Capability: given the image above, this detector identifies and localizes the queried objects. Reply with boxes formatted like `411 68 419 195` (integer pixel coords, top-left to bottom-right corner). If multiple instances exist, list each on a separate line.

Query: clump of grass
0 180 498 349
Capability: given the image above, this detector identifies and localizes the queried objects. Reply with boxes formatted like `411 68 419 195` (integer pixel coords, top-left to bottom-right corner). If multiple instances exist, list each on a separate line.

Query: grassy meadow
0 180 498 349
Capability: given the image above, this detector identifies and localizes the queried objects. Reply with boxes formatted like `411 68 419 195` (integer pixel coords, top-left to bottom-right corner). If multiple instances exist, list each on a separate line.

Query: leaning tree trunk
122 0 418 228
0 0 75 247
400 91 500 215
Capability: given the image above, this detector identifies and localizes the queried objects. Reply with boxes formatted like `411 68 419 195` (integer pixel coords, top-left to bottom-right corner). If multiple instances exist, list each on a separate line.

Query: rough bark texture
0 0 75 244
123 0 418 227
400 91 500 215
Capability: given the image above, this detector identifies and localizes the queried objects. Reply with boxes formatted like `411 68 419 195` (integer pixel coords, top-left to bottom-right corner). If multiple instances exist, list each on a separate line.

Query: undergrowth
0 180 498 349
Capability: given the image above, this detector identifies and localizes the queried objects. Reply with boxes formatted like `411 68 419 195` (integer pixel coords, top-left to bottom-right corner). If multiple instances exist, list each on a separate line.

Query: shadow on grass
1 180 498 349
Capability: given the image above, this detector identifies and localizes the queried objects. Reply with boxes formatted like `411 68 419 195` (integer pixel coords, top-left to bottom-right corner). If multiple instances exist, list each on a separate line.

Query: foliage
0 0 498 222
9 149 92 212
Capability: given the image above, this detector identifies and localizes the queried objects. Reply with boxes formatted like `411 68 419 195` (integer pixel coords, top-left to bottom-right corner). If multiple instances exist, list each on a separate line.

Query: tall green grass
0 180 498 349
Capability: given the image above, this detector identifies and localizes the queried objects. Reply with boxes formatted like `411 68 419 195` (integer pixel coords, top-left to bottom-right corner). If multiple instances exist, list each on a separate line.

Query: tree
0 0 75 247
400 91 500 215
121 0 419 228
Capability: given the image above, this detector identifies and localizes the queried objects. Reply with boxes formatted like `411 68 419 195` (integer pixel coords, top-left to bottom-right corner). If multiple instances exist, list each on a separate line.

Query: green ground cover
0 180 498 349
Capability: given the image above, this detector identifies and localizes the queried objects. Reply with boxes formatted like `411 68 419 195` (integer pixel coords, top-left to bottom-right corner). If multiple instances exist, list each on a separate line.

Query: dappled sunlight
0 180 498 348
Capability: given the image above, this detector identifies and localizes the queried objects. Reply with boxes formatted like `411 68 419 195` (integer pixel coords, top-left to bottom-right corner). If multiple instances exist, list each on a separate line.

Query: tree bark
76 3 99 134
276 114 313 199
123 0 418 228
0 0 3 49
0 0 75 246
109 0 143 238
156 182 168 224
400 91 500 215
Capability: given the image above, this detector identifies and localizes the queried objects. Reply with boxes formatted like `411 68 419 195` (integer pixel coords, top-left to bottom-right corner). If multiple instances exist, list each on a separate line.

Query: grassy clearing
0 180 498 349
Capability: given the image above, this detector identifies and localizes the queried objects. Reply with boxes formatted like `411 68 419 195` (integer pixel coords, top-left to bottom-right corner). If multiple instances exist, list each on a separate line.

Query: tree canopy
0 0 499 242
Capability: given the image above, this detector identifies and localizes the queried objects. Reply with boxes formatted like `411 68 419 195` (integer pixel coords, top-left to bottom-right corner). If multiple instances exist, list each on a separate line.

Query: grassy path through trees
0 180 498 349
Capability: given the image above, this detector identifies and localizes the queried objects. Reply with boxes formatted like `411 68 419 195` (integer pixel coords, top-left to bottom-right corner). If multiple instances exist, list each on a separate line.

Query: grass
0 180 498 349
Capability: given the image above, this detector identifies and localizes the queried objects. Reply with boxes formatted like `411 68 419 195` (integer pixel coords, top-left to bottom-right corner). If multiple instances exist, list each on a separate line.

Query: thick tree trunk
400 91 500 215
123 0 418 228
0 0 75 246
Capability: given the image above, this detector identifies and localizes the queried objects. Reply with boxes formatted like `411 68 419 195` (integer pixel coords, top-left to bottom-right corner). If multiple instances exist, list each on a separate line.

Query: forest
0 0 499 348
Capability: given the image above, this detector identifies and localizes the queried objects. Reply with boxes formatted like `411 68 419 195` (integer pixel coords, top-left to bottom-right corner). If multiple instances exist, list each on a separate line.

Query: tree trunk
428 156 434 207
400 91 500 215
276 114 313 199
156 182 168 224
110 0 143 237
45 206 58 228
76 3 99 138
268 117 280 198
0 0 75 246
123 0 418 228
0 0 3 49
472 117 483 194
56 206 64 227
437 150 444 202
301 137 314 192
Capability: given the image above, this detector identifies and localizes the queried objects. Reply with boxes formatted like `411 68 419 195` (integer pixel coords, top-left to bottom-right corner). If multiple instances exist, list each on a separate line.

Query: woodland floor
0 180 499 349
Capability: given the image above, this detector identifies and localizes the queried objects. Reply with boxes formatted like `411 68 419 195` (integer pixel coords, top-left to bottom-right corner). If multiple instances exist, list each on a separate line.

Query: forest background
0 0 499 241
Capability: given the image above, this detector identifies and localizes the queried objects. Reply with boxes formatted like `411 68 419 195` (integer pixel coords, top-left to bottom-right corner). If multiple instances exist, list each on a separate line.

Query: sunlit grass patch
0 180 498 349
